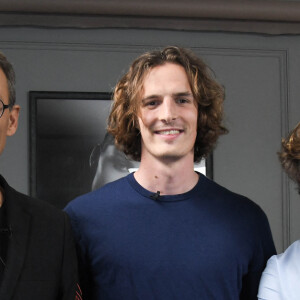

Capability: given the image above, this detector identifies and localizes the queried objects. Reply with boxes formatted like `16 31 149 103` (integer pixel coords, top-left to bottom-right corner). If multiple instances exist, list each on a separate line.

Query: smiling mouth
156 130 182 135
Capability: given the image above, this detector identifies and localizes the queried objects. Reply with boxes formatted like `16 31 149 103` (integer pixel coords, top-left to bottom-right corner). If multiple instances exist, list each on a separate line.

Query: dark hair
108 46 228 162
279 122 300 192
0 52 16 107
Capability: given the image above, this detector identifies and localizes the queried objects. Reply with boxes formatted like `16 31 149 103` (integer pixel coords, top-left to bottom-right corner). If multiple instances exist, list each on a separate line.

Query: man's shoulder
65 177 127 212
14 189 64 218
1 175 65 220
276 240 300 266
202 176 257 202
274 240 300 284
201 175 265 217
260 240 300 298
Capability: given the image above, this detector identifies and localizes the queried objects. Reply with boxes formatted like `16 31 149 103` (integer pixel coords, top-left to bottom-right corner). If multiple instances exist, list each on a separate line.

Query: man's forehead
140 65 191 96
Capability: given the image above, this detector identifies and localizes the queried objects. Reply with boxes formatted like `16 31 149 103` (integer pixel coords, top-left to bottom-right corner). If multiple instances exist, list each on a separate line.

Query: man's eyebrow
173 92 194 97
141 95 160 103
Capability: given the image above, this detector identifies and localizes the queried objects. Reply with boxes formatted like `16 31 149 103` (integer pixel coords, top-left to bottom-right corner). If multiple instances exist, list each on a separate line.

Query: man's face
0 68 19 155
137 63 198 162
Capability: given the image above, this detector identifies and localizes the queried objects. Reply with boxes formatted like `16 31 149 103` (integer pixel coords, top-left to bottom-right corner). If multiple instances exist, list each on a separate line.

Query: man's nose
159 98 177 123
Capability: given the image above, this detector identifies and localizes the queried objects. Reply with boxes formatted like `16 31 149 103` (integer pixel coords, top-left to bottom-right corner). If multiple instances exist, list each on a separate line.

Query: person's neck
134 155 199 195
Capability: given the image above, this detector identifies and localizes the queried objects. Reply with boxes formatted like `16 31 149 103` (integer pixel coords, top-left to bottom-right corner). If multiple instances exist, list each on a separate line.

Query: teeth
159 130 180 135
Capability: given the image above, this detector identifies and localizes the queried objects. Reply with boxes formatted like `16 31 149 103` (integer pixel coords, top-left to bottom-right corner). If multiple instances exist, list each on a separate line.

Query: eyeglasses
0 99 10 118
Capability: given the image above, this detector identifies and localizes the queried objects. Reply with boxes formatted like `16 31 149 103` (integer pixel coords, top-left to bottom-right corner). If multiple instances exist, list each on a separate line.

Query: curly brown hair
108 46 228 162
279 122 300 190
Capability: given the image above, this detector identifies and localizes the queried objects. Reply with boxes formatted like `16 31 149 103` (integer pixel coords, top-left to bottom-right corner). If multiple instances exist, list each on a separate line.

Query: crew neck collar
127 172 206 202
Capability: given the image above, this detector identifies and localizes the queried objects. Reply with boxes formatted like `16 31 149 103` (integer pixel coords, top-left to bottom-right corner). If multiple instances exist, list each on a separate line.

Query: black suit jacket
0 175 80 300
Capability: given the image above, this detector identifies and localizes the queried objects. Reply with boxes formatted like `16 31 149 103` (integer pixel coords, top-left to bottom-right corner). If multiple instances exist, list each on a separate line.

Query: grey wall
0 27 299 252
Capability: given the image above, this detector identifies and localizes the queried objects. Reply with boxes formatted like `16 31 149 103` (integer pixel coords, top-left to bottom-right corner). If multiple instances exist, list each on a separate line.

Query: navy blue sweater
65 173 276 299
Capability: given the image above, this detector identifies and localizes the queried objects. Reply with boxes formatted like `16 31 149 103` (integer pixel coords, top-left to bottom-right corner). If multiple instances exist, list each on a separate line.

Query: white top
258 240 300 300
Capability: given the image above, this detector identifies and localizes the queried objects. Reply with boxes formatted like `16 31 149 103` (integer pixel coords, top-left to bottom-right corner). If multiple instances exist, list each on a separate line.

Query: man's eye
177 98 189 104
145 100 158 107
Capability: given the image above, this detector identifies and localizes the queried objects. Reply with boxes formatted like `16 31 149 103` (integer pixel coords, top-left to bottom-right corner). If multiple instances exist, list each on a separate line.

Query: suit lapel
0 177 31 299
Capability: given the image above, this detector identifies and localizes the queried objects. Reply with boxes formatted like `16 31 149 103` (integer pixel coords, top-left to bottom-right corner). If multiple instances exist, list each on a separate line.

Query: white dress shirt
258 240 300 300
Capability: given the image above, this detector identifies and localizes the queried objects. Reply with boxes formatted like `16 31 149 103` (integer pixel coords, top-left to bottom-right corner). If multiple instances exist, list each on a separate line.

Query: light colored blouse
258 240 300 300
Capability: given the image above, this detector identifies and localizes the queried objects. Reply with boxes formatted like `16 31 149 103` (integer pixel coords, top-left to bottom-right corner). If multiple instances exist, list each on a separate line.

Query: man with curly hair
66 46 276 299
258 122 300 299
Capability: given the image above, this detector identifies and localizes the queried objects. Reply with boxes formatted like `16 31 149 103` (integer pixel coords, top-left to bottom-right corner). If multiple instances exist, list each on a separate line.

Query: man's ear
7 105 20 136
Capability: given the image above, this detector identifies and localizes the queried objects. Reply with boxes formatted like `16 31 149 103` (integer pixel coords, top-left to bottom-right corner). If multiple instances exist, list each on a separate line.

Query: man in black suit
0 52 81 299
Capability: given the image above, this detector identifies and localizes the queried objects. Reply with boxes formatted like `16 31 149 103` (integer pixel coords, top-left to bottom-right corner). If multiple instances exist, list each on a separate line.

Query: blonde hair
279 122 300 188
